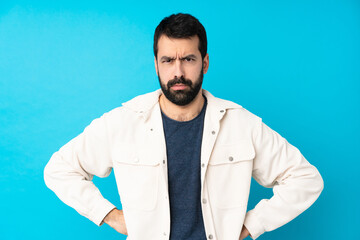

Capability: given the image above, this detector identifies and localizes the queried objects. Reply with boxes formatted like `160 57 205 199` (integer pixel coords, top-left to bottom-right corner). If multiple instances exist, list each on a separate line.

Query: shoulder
204 89 261 123
97 90 160 125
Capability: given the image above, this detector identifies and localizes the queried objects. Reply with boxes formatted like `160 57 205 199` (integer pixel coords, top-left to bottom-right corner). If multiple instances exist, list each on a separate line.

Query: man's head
154 13 209 106
154 13 207 60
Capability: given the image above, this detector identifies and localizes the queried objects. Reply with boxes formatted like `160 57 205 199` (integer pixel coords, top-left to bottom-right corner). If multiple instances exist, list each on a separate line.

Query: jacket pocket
207 140 255 209
112 145 160 211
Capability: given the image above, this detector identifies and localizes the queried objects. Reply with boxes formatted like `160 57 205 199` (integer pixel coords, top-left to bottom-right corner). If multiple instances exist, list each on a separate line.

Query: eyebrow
179 54 197 60
160 54 198 61
160 56 175 61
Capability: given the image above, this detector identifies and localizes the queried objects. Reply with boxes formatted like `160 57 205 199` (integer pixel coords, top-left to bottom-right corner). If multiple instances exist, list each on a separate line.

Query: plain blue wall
0 0 359 239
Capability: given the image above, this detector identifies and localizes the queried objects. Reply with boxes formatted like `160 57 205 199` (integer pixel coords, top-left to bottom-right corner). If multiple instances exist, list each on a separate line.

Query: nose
173 59 184 79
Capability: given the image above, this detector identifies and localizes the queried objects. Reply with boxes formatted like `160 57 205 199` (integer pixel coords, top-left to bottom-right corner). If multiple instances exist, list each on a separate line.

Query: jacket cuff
243 209 266 239
88 198 116 226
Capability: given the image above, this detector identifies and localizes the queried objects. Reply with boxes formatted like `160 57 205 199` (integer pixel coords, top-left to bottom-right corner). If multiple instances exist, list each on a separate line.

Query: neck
159 89 205 121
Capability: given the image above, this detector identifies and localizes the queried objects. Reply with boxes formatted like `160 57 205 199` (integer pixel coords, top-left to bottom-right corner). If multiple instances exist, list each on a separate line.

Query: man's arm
239 225 250 240
244 119 324 239
103 208 128 235
44 113 116 226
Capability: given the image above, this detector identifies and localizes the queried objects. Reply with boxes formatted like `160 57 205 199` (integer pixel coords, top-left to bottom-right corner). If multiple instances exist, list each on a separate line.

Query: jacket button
163 160 166 164
163 232 167 236
201 163 205 168
229 156 234 161
220 110 224 113
202 198 207 204
208 234 213 239
211 130 216 135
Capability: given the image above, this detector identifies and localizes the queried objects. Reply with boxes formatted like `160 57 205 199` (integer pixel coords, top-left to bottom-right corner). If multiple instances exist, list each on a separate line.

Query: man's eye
184 57 194 62
162 59 173 63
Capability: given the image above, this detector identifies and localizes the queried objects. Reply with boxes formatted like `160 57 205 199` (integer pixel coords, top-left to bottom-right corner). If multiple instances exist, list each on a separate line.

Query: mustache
167 76 193 88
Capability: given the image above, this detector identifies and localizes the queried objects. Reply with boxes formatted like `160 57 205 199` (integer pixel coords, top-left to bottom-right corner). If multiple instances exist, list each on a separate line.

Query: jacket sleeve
243 118 324 239
44 113 116 226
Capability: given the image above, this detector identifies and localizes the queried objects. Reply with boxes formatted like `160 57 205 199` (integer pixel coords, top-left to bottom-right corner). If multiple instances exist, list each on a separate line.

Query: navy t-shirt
161 97 207 240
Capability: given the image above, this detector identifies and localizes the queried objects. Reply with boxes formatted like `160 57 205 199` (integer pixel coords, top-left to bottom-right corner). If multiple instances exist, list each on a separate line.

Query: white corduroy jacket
44 89 323 240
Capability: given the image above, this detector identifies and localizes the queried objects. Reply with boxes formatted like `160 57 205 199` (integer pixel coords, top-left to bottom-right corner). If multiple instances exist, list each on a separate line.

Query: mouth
171 84 188 91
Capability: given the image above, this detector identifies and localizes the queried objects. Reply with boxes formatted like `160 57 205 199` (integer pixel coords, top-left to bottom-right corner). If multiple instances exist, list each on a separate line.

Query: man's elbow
307 166 324 203
316 168 324 196
43 158 53 190
43 153 58 191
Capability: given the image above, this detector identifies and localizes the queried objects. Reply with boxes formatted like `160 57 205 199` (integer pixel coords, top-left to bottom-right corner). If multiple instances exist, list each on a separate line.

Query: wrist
103 208 119 225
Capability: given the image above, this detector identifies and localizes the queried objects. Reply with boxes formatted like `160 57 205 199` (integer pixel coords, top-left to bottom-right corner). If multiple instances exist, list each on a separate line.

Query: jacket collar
122 89 242 120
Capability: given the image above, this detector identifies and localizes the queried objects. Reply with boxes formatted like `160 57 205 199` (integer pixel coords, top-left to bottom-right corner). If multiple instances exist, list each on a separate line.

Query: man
44 13 323 239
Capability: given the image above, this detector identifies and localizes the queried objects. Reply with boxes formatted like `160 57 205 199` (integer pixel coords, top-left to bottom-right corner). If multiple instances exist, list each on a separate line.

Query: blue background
1 0 359 239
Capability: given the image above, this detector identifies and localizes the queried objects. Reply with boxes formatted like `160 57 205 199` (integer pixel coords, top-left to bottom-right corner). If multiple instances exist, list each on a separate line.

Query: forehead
157 35 201 57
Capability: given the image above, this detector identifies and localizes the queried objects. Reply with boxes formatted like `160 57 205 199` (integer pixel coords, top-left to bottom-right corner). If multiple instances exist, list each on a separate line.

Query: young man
44 13 323 239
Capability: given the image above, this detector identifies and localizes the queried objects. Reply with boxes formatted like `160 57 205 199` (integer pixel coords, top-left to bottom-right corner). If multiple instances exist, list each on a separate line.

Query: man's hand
239 225 250 240
103 208 128 235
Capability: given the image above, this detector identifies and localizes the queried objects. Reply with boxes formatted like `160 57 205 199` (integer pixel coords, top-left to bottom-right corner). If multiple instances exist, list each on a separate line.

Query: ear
154 56 159 76
202 53 209 74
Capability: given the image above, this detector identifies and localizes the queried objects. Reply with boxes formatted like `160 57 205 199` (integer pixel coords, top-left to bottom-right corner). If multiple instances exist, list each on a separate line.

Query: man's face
155 35 209 106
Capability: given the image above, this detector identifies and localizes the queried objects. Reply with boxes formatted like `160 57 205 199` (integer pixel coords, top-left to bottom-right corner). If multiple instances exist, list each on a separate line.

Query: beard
158 69 203 106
